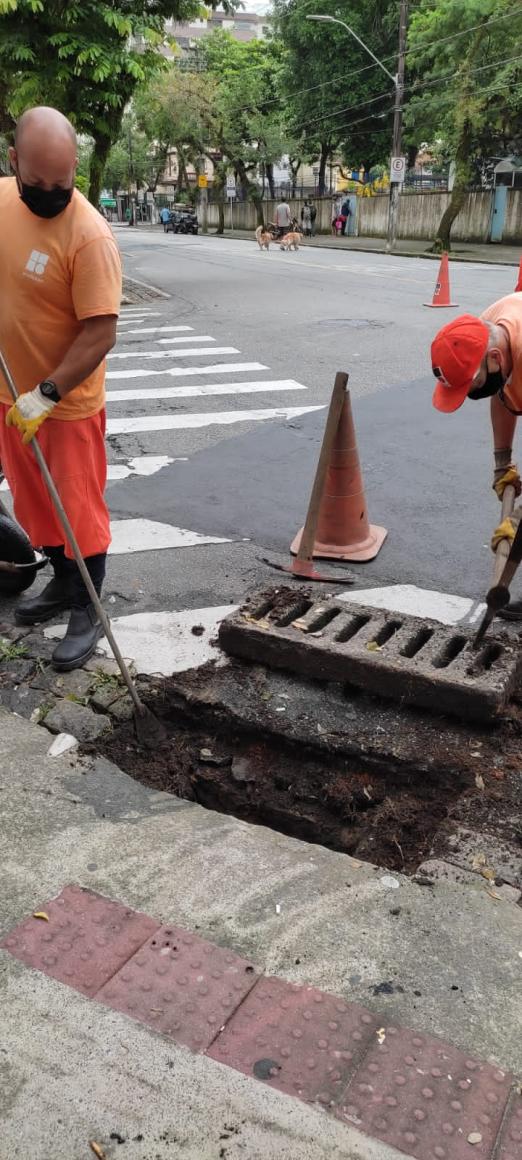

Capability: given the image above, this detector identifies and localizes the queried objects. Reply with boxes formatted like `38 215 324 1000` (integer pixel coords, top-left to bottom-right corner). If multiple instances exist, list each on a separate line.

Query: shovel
0 349 167 749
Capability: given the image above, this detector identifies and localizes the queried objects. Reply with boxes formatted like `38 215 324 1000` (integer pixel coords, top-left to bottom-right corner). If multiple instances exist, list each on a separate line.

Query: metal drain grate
219 591 521 722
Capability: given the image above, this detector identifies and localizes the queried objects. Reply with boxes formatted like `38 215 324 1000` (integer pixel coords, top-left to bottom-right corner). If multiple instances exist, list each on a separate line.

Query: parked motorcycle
165 207 199 235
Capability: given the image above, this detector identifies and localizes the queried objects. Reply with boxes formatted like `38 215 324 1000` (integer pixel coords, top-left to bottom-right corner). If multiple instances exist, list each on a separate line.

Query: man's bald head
9 106 77 192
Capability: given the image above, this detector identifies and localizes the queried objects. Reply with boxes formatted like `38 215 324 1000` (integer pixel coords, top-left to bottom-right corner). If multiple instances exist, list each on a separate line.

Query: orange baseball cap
431 314 489 412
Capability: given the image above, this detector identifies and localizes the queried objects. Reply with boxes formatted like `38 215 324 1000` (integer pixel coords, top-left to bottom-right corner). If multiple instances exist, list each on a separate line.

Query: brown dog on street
255 224 273 250
279 229 303 251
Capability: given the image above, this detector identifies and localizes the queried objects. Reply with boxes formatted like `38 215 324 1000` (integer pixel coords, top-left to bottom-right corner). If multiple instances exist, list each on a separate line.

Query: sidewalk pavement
121 222 521 266
1 705 521 1160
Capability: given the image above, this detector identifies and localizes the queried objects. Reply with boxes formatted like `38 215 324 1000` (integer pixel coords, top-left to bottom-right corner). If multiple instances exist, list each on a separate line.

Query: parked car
165 206 199 235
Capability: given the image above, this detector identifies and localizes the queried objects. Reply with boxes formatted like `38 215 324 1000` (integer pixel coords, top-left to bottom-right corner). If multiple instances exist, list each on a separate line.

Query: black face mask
467 370 505 401
16 174 72 219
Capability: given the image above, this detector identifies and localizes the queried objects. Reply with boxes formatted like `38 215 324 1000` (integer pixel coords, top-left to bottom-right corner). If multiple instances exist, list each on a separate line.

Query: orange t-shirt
481 292 522 410
0 177 122 420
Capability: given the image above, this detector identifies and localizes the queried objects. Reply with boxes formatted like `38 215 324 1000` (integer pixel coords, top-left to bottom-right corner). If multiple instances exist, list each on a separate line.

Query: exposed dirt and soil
88 659 522 879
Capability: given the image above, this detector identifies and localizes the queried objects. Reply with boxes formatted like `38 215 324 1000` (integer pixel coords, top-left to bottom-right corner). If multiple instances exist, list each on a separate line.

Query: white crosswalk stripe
116 324 194 335
108 346 238 360
106 361 268 380
106 405 322 436
106 379 306 402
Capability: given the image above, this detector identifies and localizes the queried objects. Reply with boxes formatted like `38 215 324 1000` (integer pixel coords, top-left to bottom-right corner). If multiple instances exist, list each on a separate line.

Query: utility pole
386 0 409 253
128 126 136 227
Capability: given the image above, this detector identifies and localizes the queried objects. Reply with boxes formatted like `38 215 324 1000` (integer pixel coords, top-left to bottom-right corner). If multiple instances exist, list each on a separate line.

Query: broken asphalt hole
90 693 467 875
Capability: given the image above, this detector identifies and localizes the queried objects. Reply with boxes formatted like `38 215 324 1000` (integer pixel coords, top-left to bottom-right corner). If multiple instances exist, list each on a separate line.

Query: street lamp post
307 7 408 253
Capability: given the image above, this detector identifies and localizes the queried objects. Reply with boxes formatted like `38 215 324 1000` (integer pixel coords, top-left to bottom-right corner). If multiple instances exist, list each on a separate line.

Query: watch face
40 380 60 401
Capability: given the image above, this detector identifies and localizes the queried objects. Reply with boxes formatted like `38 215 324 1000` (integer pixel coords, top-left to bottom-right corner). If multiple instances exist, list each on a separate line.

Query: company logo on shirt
25 250 49 276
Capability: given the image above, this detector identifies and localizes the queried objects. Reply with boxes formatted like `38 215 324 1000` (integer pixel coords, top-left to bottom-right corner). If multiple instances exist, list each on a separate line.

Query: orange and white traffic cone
291 390 387 562
424 252 458 308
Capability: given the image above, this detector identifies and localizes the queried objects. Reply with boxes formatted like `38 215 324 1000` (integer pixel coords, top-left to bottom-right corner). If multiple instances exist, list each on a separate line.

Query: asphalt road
108 229 514 607
4 229 515 667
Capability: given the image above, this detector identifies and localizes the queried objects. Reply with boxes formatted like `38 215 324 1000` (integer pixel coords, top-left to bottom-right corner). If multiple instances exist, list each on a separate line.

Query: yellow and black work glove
6 385 58 445
491 505 522 552
492 447 521 500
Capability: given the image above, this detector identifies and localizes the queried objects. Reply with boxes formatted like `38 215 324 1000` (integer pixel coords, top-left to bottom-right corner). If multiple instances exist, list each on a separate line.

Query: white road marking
106 404 323 435
116 325 194 335
45 605 237 676
106 361 268 380
338 584 486 627
119 310 160 316
107 346 239 361
106 379 306 402
109 518 230 554
2 457 188 493
107 456 186 481
156 335 214 345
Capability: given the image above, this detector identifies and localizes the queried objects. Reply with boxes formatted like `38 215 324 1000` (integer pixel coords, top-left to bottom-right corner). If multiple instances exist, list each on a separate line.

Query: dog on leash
279 228 303 252
255 224 273 251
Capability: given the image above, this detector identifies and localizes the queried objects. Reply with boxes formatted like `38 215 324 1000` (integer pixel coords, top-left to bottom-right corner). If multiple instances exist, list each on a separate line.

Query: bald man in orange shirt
0 106 122 669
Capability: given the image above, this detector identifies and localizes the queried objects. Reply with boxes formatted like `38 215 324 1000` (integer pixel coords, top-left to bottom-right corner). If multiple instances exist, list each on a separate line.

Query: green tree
406 0 522 250
134 66 218 194
0 0 235 206
271 0 397 194
197 31 292 223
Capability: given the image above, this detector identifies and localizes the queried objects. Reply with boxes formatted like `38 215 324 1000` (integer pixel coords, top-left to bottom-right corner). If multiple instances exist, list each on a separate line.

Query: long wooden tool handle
492 483 516 586
495 516 522 595
296 371 348 565
0 349 144 715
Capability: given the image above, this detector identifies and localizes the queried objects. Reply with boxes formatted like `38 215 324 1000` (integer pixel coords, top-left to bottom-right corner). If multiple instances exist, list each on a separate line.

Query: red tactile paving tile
496 1090 522 1160
207 975 379 1108
0 885 159 998
337 1024 512 1160
95 925 259 1052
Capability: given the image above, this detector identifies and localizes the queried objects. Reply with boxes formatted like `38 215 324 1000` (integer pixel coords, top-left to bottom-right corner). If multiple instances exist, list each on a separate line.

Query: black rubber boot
15 575 75 625
498 600 522 622
15 545 75 625
52 604 103 671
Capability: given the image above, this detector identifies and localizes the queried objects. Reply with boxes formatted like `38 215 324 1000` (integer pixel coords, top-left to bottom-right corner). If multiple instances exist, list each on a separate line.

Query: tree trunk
266 161 275 198
149 144 169 193
431 155 471 253
289 157 301 197
236 158 250 201
88 134 112 207
177 149 189 193
318 142 329 195
431 25 486 253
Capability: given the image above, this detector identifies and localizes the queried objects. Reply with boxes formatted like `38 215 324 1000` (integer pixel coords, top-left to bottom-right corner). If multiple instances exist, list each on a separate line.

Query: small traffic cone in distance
424 251 458 307
291 390 387 562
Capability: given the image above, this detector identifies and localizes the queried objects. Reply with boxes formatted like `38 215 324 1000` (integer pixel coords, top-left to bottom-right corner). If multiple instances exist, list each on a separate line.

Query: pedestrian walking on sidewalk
0 106 122 669
431 292 522 618
275 198 292 238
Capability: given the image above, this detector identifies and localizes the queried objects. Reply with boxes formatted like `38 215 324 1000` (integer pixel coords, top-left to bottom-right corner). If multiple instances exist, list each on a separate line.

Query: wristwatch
39 379 61 403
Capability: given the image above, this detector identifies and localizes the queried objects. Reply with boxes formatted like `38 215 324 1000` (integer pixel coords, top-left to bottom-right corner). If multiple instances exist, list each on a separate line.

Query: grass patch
0 638 28 663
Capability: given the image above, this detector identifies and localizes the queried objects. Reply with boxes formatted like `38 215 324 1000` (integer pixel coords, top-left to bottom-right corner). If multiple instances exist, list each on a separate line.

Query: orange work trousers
0 405 111 559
